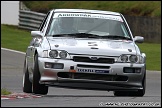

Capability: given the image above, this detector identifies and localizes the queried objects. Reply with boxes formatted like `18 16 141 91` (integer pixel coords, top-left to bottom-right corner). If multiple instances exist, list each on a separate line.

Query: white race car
23 9 146 96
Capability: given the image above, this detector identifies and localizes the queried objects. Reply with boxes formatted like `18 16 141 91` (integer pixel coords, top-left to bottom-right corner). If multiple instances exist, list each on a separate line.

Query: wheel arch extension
34 47 43 59
34 50 38 61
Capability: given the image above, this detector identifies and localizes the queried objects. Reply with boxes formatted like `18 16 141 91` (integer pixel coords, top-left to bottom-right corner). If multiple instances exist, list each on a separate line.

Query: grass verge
1 24 31 52
1 88 12 95
137 43 161 71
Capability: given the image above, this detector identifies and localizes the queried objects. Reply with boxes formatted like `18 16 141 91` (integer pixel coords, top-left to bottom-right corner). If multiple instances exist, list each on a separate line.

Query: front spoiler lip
40 77 143 91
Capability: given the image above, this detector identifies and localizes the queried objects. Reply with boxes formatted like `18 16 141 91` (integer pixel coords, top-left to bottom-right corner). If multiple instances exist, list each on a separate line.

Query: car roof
52 9 121 16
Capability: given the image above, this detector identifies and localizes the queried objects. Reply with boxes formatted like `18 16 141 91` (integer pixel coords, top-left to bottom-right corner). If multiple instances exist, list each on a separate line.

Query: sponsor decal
54 13 123 22
78 69 94 73
95 70 109 73
58 13 91 17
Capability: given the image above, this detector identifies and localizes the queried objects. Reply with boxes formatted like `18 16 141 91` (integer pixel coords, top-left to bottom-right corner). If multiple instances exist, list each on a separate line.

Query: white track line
1 47 25 55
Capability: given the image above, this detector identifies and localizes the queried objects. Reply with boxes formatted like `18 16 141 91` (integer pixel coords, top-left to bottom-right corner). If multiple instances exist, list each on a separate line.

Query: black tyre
32 53 48 95
114 91 130 96
135 72 146 96
114 73 146 97
23 58 32 93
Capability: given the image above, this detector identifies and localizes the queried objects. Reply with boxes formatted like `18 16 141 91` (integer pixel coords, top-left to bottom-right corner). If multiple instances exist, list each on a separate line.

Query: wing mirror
31 31 43 37
134 36 144 43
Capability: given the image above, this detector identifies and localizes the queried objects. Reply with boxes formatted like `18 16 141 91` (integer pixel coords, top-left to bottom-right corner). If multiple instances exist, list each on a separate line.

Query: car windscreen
46 13 131 40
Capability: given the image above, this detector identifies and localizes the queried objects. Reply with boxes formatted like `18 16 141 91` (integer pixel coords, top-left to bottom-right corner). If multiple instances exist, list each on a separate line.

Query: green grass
1 88 11 95
137 43 161 71
1 24 161 71
23 1 161 17
1 24 32 52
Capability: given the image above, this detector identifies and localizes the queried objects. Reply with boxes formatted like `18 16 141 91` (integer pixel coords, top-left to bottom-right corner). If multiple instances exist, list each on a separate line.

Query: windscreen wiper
51 34 73 37
100 35 132 40
70 33 100 38
51 33 101 38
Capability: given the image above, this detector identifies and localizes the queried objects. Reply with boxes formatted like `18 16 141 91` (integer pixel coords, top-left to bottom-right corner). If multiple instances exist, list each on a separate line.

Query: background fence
124 15 161 43
18 10 161 43
19 10 46 31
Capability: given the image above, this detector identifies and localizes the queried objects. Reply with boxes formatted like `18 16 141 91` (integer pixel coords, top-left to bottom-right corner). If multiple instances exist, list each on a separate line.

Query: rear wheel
32 53 48 95
23 58 32 93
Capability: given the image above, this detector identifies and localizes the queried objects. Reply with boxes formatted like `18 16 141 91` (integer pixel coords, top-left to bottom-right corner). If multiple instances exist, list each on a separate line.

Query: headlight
59 51 67 59
49 50 58 58
117 54 144 64
129 55 138 63
47 50 70 59
120 55 128 62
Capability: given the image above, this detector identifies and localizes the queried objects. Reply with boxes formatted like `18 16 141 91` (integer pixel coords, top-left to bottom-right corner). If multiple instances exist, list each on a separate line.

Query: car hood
47 37 137 56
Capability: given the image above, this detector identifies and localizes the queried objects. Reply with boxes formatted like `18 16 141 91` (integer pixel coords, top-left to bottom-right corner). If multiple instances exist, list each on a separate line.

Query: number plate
77 68 109 73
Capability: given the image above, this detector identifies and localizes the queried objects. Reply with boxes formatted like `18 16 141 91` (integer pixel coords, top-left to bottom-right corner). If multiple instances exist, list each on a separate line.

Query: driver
58 17 78 34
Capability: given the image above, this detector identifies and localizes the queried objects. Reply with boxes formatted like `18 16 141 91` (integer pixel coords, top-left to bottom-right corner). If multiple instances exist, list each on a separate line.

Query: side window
39 12 50 32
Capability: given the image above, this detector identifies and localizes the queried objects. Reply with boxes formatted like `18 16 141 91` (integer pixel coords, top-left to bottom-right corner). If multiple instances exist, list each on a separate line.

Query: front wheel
32 53 48 95
135 72 146 96
23 58 32 93
114 73 146 97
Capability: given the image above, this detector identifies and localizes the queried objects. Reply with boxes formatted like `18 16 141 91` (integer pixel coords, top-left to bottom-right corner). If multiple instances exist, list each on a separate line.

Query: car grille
57 72 128 81
73 56 115 64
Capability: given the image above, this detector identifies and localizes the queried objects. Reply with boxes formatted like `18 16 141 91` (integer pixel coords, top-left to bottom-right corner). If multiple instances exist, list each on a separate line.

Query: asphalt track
1 48 161 107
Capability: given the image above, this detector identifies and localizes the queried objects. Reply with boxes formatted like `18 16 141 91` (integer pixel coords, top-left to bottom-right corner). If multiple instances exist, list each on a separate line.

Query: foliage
23 1 161 17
